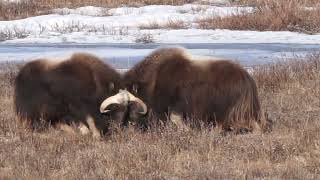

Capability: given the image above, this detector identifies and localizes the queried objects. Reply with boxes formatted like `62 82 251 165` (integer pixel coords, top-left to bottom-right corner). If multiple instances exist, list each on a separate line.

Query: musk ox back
14 53 122 137
101 47 266 132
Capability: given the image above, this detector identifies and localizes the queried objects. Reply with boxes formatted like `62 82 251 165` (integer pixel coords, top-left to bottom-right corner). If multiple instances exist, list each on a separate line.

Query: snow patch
52 6 110 16
0 4 319 44
3 28 320 44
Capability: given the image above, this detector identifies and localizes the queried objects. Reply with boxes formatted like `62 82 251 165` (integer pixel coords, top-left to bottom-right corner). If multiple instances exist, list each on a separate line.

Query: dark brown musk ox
100 47 267 133
14 52 147 138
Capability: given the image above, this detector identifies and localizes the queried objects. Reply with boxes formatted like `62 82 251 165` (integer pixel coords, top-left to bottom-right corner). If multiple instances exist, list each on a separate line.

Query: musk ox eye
132 84 138 94
109 82 115 91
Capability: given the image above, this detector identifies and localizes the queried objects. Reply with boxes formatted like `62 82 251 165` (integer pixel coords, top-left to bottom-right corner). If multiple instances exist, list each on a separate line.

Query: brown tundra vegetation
1 52 320 179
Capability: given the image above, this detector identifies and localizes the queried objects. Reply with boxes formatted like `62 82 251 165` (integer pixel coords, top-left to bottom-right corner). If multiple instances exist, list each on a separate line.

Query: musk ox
100 47 266 132
14 53 147 138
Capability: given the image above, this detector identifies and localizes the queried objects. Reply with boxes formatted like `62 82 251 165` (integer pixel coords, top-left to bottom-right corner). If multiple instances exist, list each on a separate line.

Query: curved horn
100 91 127 113
126 91 147 115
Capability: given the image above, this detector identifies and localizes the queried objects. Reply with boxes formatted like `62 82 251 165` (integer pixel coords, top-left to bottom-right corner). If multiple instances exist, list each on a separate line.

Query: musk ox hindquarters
14 53 128 138
100 47 266 133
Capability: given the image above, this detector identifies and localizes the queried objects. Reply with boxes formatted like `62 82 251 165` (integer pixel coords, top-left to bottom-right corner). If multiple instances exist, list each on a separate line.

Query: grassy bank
1 0 320 34
0 0 197 20
198 0 320 34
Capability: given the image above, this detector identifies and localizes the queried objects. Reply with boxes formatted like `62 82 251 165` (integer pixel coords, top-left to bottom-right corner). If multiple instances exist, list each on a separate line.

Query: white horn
100 90 127 113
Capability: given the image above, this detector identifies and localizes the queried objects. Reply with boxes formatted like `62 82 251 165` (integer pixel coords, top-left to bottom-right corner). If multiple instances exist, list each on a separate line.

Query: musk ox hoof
92 132 102 140
85 115 103 140
55 123 77 136
170 112 190 131
78 122 90 135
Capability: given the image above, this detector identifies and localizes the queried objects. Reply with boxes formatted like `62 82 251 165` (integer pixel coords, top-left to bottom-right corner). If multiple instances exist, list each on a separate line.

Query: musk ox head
100 89 148 128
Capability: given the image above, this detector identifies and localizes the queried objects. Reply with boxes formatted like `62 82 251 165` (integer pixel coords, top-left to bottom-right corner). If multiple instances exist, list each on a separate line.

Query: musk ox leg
55 123 77 135
78 122 90 135
214 123 224 134
170 112 189 131
86 115 102 139
251 121 263 134
67 104 102 139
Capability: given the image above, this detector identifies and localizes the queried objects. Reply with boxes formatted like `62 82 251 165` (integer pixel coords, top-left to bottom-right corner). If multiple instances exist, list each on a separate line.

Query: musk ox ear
128 101 147 115
125 91 147 115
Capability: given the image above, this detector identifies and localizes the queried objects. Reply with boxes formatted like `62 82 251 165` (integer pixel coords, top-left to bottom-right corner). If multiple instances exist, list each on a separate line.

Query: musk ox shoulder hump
69 53 117 73
69 52 102 64
143 46 190 63
20 53 102 74
22 54 80 72
151 46 231 69
151 46 226 61
32 57 66 71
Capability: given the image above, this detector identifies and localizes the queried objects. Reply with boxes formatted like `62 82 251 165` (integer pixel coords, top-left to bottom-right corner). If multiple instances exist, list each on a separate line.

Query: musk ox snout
100 89 147 115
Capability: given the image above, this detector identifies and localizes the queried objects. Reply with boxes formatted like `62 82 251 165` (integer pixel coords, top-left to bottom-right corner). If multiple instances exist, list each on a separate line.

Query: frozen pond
0 43 320 70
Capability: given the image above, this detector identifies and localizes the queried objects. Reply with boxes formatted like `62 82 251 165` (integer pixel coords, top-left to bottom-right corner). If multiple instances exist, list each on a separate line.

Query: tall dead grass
253 52 320 91
1 53 320 179
3 0 320 35
198 0 320 34
0 0 197 20
235 0 320 6
138 18 189 30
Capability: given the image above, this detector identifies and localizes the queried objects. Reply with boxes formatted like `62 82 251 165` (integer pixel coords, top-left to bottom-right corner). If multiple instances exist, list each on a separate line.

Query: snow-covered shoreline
0 5 319 44
1 4 319 67
3 29 320 44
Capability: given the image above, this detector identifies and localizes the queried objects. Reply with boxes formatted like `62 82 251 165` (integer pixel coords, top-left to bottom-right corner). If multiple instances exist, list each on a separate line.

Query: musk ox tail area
14 60 56 130
225 70 266 133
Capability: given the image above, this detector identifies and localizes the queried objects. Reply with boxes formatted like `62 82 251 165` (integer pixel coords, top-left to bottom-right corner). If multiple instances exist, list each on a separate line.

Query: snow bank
0 4 320 44
52 6 110 16
0 4 253 43
4 28 320 44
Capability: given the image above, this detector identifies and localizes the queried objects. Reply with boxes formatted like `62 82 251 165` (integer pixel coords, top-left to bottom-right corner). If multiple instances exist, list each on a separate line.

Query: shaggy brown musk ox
14 53 146 138
100 47 266 133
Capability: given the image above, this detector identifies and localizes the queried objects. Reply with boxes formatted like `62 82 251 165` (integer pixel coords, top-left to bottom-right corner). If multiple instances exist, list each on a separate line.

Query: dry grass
1 54 320 179
164 18 190 29
253 53 320 92
0 0 197 20
135 32 155 43
0 26 30 42
0 23 132 42
0 1 50 21
139 18 189 30
234 0 320 6
138 20 162 30
3 0 320 35
198 0 320 34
